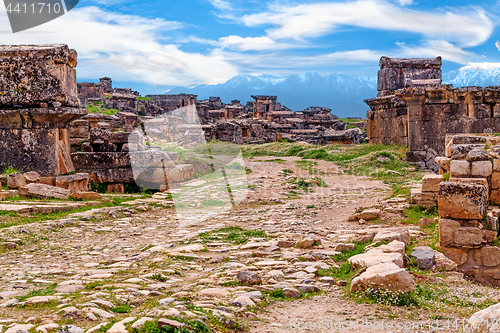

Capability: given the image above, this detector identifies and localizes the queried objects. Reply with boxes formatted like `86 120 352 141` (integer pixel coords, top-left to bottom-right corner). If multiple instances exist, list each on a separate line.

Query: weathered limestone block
438 182 487 220
449 178 489 192
491 172 500 190
491 190 500 206
484 86 500 103
69 120 89 138
348 251 404 269
69 192 102 201
450 160 470 178
482 268 500 280
373 229 411 246
109 132 129 145
421 174 444 192
467 149 491 162
471 161 492 177
7 172 26 189
55 173 89 192
0 108 85 176
486 213 500 231
485 230 498 243
433 251 457 271
410 188 438 208
494 159 500 172
439 218 461 247
377 56 441 92
23 171 41 184
454 227 485 248
350 262 414 293
89 128 110 144
71 152 134 170
166 164 194 183
19 183 70 200
474 246 500 267
451 145 485 160
365 240 406 257
468 303 500 333
435 157 451 172
442 247 468 266
0 44 80 107
357 208 380 220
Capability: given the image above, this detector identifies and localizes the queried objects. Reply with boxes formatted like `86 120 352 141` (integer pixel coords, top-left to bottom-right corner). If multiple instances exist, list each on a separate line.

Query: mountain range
167 72 377 118
116 68 500 119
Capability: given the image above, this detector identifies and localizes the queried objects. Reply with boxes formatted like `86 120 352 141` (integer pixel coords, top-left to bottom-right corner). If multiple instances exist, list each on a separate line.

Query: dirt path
0 156 488 333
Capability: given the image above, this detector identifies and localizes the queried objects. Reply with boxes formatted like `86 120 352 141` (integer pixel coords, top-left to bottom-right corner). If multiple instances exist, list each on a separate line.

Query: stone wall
365 57 500 165
413 133 500 286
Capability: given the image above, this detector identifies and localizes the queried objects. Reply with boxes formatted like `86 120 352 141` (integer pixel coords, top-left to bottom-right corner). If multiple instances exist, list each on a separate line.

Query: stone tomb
0 44 86 176
366 56 500 170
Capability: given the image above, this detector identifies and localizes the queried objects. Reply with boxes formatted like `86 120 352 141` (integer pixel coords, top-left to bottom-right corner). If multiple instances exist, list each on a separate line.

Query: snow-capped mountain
161 68 500 118
167 72 377 118
443 68 500 87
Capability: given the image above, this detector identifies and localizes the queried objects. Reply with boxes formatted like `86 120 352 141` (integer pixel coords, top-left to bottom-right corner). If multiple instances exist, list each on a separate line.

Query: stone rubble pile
412 133 500 286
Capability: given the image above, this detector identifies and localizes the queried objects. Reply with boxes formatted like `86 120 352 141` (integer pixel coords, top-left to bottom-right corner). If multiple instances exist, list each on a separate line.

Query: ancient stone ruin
366 56 500 171
411 133 500 286
77 82 367 145
0 44 97 200
0 44 86 177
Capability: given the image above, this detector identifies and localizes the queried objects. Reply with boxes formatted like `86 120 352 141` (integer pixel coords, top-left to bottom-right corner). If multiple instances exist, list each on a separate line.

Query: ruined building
0 44 86 176
77 79 367 146
366 56 500 170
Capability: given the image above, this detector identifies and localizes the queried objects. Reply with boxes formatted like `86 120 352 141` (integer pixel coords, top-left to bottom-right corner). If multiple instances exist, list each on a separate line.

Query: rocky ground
0 154 497 333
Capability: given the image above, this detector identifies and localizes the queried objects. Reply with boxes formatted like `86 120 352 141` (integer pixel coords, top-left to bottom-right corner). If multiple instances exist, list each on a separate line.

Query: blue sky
1 0 499 93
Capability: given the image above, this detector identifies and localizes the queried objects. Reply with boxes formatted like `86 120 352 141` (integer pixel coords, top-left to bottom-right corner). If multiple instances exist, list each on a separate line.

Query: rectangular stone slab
421 174 444 192
438 182 487 220
0 44 80 107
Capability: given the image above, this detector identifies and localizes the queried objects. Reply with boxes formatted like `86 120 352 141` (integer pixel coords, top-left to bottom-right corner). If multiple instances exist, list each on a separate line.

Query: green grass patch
111 304 131 313
197 226 266 245
17 283 57 302
2 163 19 175
401 206 438 226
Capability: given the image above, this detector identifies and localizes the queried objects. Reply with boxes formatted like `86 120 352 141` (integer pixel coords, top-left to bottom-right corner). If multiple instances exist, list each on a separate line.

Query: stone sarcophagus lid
0 44 80 107
0 44 86 176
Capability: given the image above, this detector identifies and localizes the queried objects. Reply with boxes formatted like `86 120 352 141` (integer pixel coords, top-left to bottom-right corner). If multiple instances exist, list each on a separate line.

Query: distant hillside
167 72 378 118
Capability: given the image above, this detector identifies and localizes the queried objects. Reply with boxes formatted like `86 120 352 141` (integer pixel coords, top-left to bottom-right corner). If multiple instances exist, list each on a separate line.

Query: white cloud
240 0 493 48
0 6 238 86
398 40 473 64
212 48 382 73
396 0 413 5
496 41 500 50
460 62 500 70
219 36 276 51
207 0 232 11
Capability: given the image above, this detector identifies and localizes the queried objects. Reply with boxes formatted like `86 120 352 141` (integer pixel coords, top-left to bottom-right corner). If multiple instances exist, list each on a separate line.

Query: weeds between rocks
242 142 424 197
